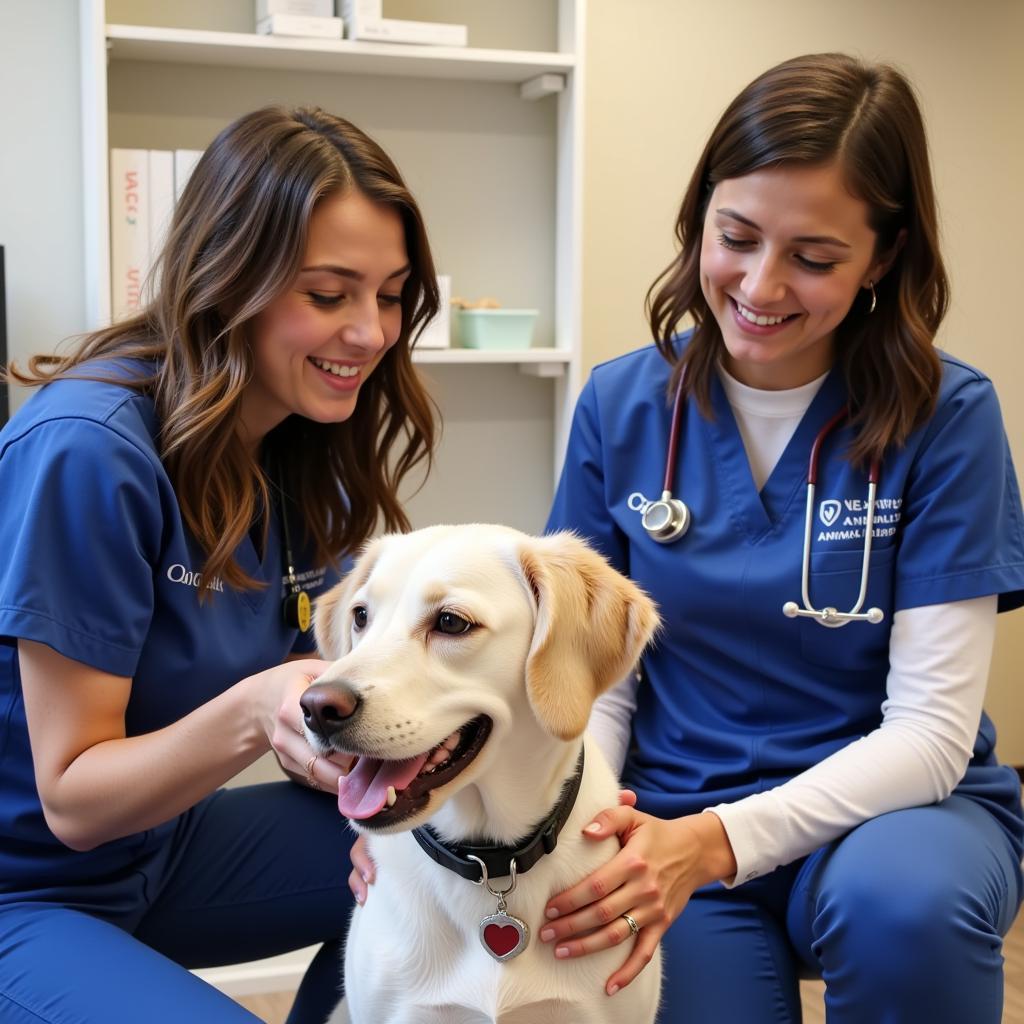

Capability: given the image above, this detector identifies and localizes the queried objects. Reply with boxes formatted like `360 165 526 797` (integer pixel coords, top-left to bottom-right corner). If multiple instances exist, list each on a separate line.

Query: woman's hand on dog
247 659 355 791
540 804 737 996
349 835 376 905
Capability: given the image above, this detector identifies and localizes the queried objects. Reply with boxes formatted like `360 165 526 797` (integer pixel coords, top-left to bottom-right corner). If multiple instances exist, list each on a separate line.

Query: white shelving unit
79 1 584 526
104 22 576 81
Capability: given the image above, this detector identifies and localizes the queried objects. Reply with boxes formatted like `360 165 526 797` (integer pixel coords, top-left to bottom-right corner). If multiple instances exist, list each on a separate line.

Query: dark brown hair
4 106 440 591
646 53 947 465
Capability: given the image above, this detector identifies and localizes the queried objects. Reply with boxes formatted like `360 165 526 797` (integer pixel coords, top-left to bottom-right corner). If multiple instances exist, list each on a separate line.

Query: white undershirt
587 370 996 886
717 364 828 491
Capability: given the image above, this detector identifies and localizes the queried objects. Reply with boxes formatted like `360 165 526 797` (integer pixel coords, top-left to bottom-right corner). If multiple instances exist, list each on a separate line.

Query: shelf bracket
519 361 566 378
519 73 565 101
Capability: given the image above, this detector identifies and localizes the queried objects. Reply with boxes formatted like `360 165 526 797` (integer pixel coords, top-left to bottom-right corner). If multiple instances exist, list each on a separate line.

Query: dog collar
411 746 586 882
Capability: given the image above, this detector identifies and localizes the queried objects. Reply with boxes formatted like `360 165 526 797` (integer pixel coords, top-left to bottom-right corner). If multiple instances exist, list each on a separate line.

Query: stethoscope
642 376 885 628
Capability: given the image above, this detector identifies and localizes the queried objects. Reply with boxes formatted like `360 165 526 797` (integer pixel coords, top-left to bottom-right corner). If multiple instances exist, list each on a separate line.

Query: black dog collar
411 746 586 882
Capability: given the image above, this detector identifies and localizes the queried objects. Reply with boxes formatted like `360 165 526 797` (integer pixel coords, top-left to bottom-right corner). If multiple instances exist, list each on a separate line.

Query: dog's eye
435 611 473 636
352 606 368 630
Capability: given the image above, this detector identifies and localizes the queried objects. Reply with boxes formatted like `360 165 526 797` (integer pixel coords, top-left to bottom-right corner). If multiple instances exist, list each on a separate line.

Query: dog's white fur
307 524 662 1024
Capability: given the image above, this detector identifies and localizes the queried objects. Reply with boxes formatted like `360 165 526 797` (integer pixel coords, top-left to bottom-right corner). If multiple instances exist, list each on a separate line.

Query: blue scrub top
0 366 342 893
548 340 1024 838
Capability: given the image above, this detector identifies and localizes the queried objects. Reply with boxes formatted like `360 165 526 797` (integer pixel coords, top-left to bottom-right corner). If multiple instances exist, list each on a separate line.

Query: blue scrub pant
0 782 356 1024
655 795 1022 1023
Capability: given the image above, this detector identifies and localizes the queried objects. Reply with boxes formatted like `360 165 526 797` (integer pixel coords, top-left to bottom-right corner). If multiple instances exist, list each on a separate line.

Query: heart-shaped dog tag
479 911 530 962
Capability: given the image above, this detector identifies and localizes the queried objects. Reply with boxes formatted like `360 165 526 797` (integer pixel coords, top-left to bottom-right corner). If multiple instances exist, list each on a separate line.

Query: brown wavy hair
646 53 948 466
3 106 440 592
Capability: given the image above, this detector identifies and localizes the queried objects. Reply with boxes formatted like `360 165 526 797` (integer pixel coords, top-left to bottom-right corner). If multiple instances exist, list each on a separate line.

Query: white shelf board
412 347 570 366
105 24 575 83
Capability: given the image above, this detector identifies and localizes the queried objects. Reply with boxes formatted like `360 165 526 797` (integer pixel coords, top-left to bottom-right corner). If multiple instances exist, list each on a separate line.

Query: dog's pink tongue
338 753 430 820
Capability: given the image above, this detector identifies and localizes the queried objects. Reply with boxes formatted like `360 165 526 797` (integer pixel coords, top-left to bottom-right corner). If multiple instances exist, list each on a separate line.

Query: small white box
337 0 382 30
350 18 467 47
416 275 451 349
257 13 344 38
339 0 467 47
258 0 334 18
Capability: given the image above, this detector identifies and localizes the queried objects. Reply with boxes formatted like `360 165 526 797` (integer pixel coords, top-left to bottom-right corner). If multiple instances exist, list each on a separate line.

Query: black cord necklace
275 459 311 634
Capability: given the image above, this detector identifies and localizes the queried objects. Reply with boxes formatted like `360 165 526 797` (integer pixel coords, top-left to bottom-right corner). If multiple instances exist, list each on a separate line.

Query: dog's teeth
386 786 397 807
442 731 461 751
429 747 451 766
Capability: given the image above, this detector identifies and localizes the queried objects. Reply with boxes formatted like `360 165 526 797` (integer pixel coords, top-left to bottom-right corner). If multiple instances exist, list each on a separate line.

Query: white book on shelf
147 150 174 300
109 148 150 322
173 149 203 204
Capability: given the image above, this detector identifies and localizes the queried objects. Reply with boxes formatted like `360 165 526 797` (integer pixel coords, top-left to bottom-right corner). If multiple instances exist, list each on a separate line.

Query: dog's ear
313 541 382 660
517 532 659 740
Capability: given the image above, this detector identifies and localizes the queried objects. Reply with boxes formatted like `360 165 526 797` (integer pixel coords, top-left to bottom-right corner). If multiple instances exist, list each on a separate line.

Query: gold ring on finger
621 912 640 937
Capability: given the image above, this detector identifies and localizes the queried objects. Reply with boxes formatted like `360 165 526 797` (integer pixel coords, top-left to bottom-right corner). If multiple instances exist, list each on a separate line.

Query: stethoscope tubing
787 407 883 627
643 376 885 627
641 373 692 542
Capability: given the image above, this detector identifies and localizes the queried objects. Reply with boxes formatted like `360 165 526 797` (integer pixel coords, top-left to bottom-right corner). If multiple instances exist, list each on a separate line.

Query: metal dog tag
479 908 530 962
469 854 530 962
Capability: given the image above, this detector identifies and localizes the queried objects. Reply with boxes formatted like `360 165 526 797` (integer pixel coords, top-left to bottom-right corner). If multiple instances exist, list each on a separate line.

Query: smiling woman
545 53 1024 1024
0 106 442 1024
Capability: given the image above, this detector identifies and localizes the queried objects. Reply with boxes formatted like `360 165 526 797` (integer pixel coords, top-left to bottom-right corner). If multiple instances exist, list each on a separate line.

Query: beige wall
582 0 1024 761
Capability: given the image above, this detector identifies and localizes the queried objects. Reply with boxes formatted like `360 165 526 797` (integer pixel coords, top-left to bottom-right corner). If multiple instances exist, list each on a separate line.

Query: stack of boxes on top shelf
257 0 469 46
256 0 343 39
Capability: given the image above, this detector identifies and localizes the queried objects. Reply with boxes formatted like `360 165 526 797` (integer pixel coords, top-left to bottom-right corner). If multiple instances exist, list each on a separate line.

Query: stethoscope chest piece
642 492 691 543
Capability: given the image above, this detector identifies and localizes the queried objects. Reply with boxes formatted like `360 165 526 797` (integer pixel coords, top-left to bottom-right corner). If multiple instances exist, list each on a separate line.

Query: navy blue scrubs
549 340 1024 1022
0 370 354 1023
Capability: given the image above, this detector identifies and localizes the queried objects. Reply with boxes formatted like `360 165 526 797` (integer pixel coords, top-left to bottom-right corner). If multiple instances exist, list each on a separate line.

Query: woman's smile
307 356 365 391
729 297 801 332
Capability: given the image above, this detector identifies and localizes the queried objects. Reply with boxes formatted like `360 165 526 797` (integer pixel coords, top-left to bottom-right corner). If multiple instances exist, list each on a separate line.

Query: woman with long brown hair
534 53 1023 1022
0 106 438 1022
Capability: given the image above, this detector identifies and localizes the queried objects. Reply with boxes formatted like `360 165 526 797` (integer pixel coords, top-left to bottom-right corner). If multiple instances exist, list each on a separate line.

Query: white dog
301 524 662 1024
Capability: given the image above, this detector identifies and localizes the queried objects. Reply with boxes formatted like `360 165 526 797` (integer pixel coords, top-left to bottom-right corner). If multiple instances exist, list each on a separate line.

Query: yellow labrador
302 525 662 1024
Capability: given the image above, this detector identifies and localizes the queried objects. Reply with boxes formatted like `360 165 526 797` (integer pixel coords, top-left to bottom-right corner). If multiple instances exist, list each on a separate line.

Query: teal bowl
456 309 538 350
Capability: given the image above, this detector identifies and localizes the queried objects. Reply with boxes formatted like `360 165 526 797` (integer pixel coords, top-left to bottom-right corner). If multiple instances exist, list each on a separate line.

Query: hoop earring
867 280 877 315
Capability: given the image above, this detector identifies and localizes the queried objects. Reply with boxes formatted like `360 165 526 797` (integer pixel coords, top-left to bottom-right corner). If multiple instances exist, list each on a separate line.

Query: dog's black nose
300 682 361 741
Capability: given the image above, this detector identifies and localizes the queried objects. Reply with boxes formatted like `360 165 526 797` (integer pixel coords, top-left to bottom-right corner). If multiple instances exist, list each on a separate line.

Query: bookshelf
79 0 584 528
104 22 577 81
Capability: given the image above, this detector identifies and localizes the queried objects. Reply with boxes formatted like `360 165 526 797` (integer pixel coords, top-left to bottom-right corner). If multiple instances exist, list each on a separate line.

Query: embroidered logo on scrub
818 500 842 527
816 498 903 543
166 563 225 593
